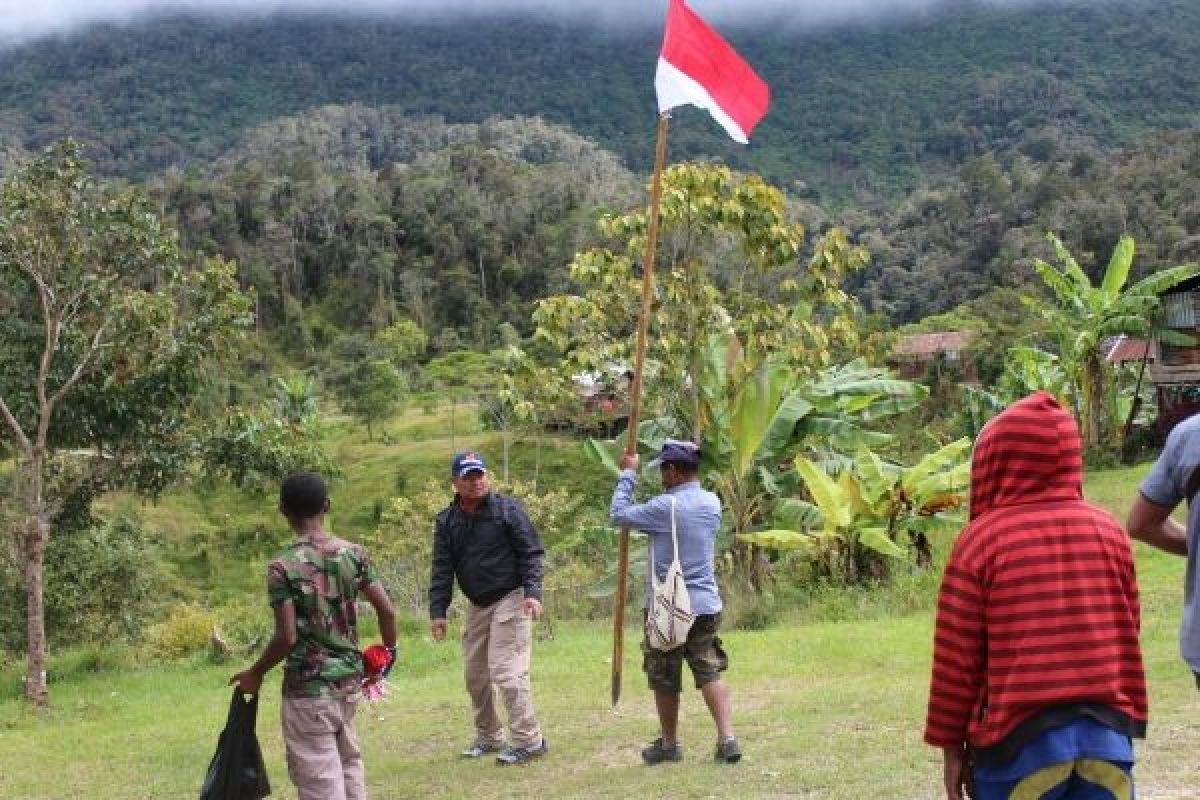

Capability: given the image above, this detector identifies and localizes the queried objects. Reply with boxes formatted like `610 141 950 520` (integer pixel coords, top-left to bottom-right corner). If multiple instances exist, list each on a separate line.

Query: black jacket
429 492 545 618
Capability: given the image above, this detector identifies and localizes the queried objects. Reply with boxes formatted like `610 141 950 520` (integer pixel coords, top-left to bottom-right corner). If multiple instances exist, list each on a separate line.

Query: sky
0 1 1075 42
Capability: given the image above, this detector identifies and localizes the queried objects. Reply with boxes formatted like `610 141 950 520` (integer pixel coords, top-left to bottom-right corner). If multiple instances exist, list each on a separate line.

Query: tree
1030 234 1198 448
376 318 428 367
341 359 405 441
0 142 254 703
534 163 867 438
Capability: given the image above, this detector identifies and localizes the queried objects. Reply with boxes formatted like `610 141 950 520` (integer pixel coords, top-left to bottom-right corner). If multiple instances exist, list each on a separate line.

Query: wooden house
890 331 978 384
1150 275 1200 434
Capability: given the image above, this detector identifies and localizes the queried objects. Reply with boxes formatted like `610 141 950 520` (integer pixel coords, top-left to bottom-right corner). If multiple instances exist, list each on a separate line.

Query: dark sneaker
641 737 683 766
496 738 548 766
714 737 742 764
461 740 505 758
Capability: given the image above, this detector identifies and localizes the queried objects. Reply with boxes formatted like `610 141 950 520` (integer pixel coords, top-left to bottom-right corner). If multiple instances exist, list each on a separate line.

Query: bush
720 583 781 631
0 510 164 652
210 601 274 658
144 604 218 659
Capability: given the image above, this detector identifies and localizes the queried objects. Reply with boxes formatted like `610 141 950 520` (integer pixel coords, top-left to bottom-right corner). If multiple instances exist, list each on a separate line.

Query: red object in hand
362 644 392 678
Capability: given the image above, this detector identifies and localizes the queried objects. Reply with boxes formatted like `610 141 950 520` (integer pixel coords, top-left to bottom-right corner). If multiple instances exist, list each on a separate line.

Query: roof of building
1104 335 1155 364
892 331 976 357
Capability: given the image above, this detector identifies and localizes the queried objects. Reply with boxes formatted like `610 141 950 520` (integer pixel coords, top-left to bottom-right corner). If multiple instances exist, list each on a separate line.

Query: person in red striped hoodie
924 392 1147 800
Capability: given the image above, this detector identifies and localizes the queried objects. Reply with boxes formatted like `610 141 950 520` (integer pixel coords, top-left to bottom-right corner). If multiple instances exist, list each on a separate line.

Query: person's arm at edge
1127 492 1189 557
941 745 969 800
230 600 297 695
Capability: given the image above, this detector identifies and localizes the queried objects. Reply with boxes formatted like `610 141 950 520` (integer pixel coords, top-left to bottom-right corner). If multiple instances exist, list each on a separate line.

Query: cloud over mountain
1 1 1080 42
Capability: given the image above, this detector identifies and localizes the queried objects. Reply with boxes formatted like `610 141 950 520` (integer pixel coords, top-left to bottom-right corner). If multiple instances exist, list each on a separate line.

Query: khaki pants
281 694 366 800
463 587 542 749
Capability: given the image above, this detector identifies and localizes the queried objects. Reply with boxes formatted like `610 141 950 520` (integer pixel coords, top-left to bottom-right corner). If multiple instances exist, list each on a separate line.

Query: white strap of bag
648 496 680 585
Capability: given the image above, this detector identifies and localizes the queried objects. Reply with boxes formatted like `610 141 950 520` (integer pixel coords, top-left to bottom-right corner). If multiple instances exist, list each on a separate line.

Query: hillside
1 1 1199 203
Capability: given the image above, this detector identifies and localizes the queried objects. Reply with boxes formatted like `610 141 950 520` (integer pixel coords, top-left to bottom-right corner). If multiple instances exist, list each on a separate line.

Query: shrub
210 601 274 658
145 604 218 659
0 510 164 652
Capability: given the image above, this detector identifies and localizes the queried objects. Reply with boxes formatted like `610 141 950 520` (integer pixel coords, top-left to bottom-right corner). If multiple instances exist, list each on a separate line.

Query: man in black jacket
429 451 548 766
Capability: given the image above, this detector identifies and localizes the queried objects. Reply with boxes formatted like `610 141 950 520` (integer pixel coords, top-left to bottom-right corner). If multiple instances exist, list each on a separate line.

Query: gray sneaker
496 738 548 766
714 737 742 764
641 737 683 765
461 740 505 758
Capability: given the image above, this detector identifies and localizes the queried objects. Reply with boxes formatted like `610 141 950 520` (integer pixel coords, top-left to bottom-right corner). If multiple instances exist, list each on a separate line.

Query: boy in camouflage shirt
231 472 397 800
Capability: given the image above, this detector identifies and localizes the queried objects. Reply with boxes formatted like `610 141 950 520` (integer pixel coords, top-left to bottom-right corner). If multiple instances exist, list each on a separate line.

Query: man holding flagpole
611 442 741 766
609 0 771 709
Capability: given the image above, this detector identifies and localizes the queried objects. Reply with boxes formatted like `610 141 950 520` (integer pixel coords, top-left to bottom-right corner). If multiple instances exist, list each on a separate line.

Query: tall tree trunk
24 461 49 706
502 427 511 483
1082 357 1108 450
533 432 542 491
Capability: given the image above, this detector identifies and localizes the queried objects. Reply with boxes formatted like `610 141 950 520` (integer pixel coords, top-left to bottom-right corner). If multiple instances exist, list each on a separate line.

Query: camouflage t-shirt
266 534 379 698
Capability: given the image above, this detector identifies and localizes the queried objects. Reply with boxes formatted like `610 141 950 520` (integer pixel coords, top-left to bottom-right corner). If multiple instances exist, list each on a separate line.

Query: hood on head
969 391 1083 520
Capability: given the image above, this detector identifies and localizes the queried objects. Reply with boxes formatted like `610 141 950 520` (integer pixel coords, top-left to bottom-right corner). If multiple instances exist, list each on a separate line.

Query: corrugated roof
892 331 975 357
1105 336 1154 363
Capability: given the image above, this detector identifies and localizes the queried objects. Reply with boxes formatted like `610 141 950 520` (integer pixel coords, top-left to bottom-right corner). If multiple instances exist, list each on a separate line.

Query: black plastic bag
199 690 272 800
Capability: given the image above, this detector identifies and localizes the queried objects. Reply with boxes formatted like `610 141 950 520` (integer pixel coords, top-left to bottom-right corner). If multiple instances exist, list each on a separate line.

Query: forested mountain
149 108 639 352
3 0 1200 337
846 130 1200 321
1 0 1199 204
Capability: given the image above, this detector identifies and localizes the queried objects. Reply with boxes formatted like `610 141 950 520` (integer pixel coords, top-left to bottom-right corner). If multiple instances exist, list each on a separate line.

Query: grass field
1 464 1198 799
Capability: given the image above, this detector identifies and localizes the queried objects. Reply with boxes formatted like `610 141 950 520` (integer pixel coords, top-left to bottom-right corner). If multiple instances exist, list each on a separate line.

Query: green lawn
1 465 1198 799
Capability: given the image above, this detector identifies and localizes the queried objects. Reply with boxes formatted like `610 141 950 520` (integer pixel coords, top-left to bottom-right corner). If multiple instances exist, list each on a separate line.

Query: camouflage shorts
642 613 728 694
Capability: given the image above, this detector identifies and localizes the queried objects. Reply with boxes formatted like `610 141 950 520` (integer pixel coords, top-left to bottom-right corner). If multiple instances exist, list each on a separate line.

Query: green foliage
144 604 218 659
535 163 867 439
338 359 406 440
272 372 320 427
362 481 446 614
5 8 1200 330
376 318 428 366
7 2 1200 206
1027 233 1198 447
198 408 338 490
421 350 500 393
0 511 163 651
743 440 970 584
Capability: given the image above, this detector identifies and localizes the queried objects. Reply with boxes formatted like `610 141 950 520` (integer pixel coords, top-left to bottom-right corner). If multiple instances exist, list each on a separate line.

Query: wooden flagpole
612 112 670 706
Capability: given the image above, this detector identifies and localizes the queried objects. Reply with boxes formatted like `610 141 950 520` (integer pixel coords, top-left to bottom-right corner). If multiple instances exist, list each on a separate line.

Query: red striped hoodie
924 392 1147 761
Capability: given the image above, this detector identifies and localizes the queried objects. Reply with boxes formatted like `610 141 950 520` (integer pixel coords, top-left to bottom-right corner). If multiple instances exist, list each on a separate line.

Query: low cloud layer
2 1 1079 42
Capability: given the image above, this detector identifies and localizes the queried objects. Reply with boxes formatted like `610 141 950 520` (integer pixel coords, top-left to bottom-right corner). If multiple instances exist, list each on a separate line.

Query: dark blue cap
650 439 701 468
450 451 487 478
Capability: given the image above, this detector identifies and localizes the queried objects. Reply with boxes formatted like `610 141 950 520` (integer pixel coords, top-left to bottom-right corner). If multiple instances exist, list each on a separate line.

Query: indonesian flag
655 0 770 144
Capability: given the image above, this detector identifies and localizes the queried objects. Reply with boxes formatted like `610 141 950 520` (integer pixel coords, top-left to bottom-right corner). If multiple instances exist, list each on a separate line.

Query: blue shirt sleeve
609 470 669 533
1141 426 1186 509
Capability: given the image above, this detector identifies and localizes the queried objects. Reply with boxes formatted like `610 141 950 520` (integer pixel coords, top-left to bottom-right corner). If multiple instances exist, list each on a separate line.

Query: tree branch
0 395 32 457
46 323 108 416
31 271 57 416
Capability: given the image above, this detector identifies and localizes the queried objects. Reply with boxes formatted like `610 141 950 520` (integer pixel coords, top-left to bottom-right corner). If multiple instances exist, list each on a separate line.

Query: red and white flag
655 0 770 144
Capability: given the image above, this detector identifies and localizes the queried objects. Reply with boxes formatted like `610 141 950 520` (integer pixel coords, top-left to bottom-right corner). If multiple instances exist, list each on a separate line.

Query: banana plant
1030 234 1199 448
741 438 970 582
586 331 930 585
